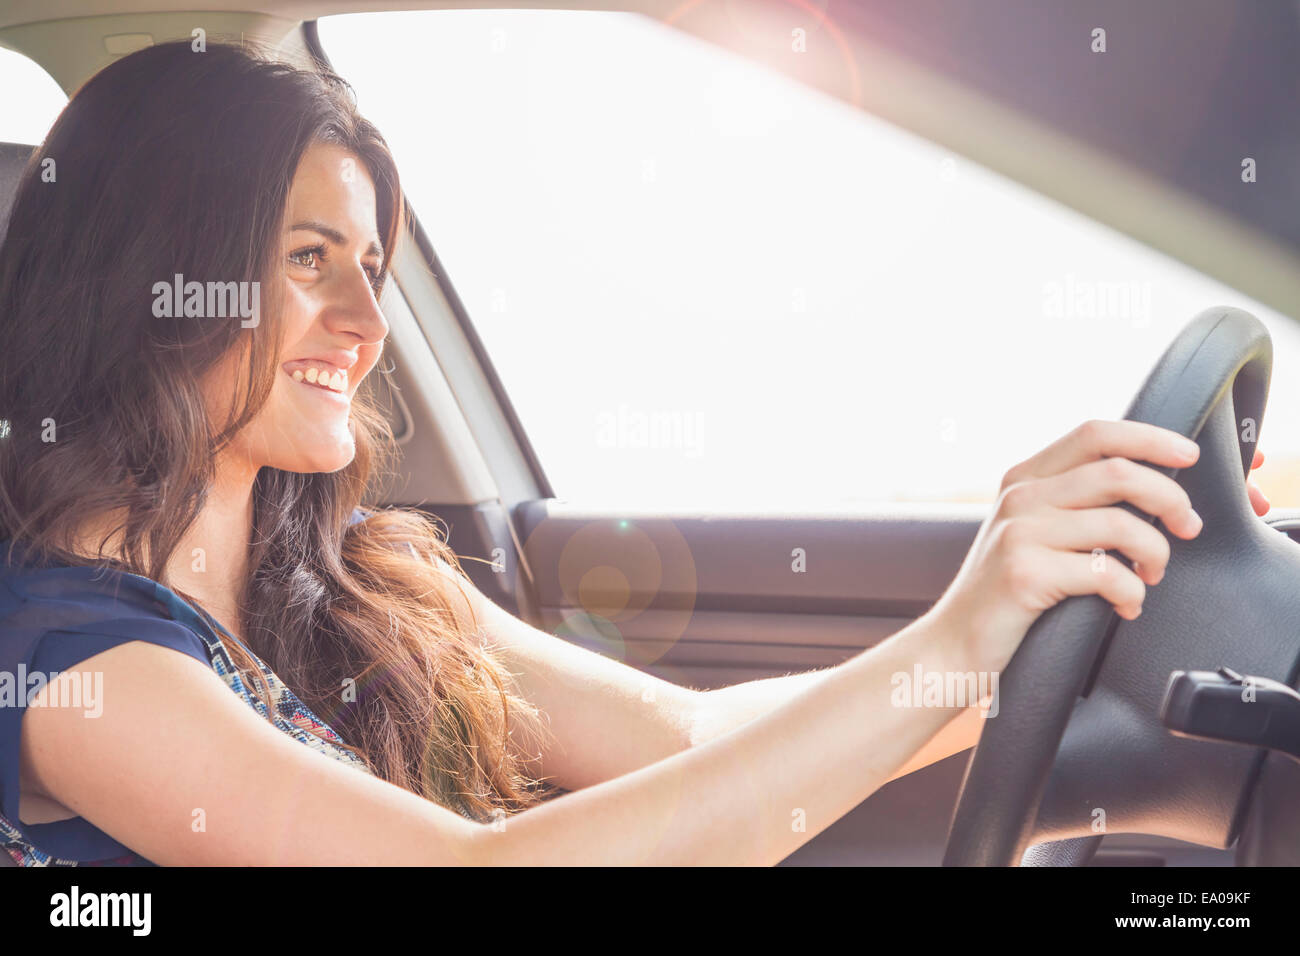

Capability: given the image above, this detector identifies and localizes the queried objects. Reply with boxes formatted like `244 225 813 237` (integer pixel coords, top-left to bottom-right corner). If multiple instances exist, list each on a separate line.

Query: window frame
304 18 555 507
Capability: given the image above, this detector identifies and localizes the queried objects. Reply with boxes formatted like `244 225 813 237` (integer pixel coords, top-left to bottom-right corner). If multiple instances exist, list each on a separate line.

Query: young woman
0 40 1269 866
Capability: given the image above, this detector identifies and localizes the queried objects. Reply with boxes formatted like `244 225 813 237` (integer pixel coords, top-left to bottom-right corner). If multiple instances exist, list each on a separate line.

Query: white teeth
289 365 348 393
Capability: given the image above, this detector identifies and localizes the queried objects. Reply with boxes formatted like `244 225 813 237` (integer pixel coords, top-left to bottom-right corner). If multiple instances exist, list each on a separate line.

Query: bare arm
473 610 974 864
691 664 984 783
20 610 969 866
456 568 975 792
454 578 705 791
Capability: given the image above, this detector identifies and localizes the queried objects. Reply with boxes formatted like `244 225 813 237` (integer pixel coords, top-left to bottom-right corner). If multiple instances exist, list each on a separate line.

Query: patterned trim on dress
188 602 373 776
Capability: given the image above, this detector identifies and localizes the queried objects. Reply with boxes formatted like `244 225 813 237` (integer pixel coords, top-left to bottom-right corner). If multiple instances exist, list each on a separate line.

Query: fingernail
1179 439 1200 460
1188 508 1203 534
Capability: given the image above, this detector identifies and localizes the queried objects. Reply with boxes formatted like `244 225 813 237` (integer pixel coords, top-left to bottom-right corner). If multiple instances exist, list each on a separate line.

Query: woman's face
210 141 390 477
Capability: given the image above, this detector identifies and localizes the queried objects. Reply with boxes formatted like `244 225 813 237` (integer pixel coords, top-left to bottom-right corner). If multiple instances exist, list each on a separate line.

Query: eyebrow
290 219 384 260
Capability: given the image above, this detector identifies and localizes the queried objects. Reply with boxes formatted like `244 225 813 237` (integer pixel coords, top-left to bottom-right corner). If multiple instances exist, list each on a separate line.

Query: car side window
318 10 1300 510
0 48 67 144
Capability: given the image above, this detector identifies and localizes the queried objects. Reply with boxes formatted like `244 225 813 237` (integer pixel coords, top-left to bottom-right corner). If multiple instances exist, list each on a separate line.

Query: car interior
0 0 1298 868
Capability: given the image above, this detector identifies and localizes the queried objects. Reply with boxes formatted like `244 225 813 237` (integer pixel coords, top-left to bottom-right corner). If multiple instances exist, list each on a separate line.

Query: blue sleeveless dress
0 521 374 867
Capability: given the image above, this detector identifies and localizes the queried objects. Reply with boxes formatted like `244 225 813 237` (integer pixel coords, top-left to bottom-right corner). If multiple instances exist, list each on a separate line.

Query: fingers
1029 506 1173 587
1002 455 1202 539
1024 547 1149 620
1248 448 1268 515
1248 479 1270 516
1001 419 1199 489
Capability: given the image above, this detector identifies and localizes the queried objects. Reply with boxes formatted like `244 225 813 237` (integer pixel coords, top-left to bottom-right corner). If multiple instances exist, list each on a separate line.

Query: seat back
0 143 34 866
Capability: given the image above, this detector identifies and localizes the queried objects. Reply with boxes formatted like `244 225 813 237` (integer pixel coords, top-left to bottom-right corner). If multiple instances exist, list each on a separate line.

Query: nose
322 262 389 346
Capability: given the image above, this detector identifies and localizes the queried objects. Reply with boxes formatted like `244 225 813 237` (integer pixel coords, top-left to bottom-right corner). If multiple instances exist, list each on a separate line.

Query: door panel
503 499 1237 865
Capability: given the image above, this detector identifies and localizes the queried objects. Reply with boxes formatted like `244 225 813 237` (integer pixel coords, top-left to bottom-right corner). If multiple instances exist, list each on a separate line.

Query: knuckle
1101 507 1129 541
1075 419 1106 446
1102 455 1134 485
1155 487 1189 524
999 481 1035 514
1115 509 1163 554
996 516 1032 551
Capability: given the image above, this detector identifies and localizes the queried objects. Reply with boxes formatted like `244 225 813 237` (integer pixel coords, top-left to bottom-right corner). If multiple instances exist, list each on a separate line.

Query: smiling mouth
283 361 349 395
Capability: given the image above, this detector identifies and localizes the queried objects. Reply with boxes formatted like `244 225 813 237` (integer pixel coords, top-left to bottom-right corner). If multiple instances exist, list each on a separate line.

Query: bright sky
0 46 65 141
5 17 1298 510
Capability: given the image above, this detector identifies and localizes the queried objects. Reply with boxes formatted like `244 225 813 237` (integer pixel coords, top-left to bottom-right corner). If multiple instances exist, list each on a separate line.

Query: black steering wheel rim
942 306 1274 867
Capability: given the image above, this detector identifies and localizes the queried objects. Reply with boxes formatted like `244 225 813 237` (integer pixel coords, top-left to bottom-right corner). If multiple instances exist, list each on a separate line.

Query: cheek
197 348 253 434
350 344 385 393
282 282 317 335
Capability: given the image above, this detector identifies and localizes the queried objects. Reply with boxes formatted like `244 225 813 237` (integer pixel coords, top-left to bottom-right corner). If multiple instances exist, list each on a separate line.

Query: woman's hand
926 419 1207 676
1247 448 1270 516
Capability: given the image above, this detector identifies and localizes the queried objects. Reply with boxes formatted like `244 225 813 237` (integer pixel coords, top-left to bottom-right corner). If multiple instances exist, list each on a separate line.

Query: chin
236 414 357 474
259 430 356 474
290 443 356 474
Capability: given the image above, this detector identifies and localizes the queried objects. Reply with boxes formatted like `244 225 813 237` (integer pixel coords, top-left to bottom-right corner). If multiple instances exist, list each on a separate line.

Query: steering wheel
943 306 1300 866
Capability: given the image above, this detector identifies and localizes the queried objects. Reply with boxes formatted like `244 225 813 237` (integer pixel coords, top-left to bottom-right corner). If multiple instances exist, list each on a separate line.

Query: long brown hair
0 40 551 821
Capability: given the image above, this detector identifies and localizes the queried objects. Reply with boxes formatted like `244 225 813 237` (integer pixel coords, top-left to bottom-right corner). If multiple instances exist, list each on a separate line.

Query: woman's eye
288 248 321 269
289 247 383 293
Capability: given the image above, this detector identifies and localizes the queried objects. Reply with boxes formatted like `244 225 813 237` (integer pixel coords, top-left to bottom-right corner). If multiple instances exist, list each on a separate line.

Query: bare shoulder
19 641 212 805
19 639 478 864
